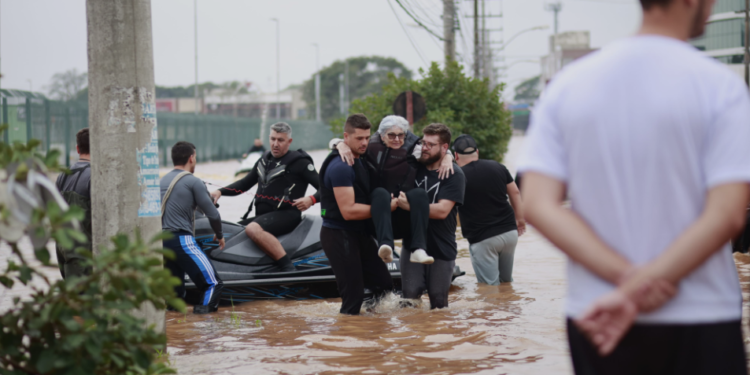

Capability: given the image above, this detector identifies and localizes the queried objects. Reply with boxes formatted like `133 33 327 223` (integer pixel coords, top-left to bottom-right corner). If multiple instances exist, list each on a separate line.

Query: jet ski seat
209 214 323 266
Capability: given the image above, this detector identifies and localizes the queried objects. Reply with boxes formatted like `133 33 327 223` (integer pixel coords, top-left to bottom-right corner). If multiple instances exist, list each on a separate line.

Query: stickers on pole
137 88 161 217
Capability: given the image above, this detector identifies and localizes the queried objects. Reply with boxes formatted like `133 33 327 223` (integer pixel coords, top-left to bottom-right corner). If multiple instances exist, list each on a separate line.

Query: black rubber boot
193 305 219 314
276 254 296 272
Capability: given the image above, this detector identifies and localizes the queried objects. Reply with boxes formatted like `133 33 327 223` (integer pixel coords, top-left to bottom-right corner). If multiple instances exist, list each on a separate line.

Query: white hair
377 115 409 137
270 122 292 137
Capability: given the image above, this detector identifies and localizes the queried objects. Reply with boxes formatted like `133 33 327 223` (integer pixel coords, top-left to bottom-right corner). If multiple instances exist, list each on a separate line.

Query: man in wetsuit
55 128 93 279
319 113 394 315
162 141 224 314
211 122 320 272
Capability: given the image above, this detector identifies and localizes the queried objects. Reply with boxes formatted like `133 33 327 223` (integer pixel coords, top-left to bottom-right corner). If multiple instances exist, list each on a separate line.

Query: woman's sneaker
378 245 394 263
409 249 434 264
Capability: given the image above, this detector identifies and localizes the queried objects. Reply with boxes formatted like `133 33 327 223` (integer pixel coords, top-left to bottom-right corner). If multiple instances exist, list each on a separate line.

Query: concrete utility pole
194 0 199 114
339 73 345 115
481 0 487 80
87 0 164 330
344 60 349 113
443 0 455 64
271 18 280 119
474 0 480 78
745 0 749 86
312 43 321 122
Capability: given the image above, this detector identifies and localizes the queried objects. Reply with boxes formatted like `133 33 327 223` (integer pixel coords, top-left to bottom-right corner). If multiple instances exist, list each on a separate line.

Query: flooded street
5 135 750 374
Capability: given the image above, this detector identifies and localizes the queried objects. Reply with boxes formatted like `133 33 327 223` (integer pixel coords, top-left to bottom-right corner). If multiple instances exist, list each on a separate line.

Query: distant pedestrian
520 0 750 373
55 128 93 279
243 138 266 158
162 141 224 314
454 135 524 285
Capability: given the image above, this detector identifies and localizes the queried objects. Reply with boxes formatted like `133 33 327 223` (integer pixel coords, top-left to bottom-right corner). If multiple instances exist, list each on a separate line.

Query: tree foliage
47 69 88 102
332 61 513 162
301 56 413 122
0 129 181 374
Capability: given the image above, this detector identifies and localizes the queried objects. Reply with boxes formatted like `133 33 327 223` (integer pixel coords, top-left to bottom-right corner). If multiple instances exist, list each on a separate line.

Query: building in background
540 31 597 87
155 98 204 114
202 87 306 120
690 0 746 77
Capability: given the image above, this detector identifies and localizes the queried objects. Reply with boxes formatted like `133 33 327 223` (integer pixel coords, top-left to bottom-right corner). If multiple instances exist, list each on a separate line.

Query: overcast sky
1 0 642 101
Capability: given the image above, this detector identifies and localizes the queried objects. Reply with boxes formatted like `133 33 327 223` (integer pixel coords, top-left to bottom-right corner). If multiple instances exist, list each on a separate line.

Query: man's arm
333 187 372 220
507 181 526 236
292 160 321 211
191 179 225 245
522 172 633 285
429 199 456 220
212 160 260 202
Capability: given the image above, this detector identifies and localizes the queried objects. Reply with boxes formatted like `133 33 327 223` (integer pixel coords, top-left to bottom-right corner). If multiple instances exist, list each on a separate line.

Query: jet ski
234 151 262 180
184 212 466 304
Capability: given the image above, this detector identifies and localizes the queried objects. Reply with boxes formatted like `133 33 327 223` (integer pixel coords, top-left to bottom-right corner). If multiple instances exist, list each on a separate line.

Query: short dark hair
76 128 90 155
639 0 672 10
172 141 196 166
344 114 372 134
422 123 451 146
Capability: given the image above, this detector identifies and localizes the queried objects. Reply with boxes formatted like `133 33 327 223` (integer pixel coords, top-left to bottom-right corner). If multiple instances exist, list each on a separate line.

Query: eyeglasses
386 132 406 141
421 140 440 150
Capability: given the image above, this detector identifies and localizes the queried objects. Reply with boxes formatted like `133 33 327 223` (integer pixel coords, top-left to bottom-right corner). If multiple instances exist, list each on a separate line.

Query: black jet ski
184 212 466 304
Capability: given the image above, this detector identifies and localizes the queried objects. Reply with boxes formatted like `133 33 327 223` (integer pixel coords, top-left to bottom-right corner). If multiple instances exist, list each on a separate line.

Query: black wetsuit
219 150 320 236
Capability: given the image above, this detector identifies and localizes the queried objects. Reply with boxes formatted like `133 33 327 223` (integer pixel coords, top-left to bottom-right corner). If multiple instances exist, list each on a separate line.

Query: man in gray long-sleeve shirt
161 141 224 314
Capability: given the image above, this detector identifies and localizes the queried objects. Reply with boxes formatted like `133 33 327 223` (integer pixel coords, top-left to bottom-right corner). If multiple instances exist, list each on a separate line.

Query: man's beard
689 0 709 38
420 152 441 166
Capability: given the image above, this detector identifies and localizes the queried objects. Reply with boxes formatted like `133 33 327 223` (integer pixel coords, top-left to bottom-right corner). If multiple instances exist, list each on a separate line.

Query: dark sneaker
193 305 219 314
279 263 296 272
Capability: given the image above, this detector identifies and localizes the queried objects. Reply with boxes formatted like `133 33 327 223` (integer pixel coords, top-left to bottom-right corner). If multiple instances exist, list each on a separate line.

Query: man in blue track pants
161 141 225 314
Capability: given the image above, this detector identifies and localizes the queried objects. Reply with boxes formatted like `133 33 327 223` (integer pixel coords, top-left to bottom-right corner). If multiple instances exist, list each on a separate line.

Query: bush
0 131 182 374
330 61 513 162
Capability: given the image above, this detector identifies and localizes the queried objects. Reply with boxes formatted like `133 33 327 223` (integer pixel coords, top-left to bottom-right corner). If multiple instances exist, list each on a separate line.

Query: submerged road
3 135 750 374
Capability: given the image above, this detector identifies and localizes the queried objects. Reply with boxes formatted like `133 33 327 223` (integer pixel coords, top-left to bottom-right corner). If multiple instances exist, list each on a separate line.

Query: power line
394 0 445 41
388 0 429 66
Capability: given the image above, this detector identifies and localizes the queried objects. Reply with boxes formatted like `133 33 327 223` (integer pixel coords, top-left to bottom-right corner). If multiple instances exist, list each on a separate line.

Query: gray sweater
160 169 223 239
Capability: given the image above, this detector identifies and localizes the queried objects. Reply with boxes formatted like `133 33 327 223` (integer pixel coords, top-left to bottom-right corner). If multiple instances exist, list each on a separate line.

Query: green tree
0 128 181 374
47 69 88 102
333 61 512 163
301 56 412 122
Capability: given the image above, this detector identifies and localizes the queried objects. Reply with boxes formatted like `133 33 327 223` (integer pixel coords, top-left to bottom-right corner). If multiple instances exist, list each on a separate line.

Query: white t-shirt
518 35 750 324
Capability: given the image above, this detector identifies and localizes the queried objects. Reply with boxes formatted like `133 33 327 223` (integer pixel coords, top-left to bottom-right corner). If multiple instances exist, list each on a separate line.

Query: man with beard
162 141 224 314
319 114 394 315
520 0 750 373
397 123 465 309
211 122 320 272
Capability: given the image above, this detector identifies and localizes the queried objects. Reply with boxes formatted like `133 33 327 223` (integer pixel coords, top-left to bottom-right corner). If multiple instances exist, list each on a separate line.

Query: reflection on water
167 228 573 375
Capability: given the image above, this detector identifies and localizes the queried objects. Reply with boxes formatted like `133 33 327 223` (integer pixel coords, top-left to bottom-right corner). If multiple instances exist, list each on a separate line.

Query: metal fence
1 96 333 167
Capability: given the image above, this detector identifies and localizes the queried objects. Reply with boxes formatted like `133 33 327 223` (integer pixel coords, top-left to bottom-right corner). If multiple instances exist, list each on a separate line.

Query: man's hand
293 196 314 211
438 154 455 180
397 191 411 211
210 190 222 205
336 142 355 166
574 289 637 356
214 236 225 250
517 219 527 236
390 194 399 212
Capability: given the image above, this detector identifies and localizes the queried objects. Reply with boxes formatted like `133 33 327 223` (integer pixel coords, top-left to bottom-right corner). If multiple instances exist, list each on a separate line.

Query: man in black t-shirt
397 124 465 309
454 134 525 285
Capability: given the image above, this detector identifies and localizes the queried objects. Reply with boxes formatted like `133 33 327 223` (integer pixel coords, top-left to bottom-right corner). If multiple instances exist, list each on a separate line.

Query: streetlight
194 0 199 114
312 43 321 122
493 25 549 52
270 18 280 119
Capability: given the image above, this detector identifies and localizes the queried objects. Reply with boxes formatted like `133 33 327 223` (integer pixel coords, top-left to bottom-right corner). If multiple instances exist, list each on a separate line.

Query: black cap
453 134 478 155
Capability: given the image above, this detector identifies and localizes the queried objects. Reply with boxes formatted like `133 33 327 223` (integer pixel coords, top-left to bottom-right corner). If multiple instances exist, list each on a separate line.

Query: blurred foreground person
520 0 750 373
162 141 225 314
454 135 524 285
319 114 393 315
55 128 93 279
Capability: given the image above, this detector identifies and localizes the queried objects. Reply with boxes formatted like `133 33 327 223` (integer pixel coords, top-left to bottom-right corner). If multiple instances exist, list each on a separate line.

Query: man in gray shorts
162 141 225 314
454 135 525 284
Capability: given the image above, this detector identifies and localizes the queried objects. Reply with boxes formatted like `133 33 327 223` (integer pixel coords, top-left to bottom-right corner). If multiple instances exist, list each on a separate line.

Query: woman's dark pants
370 187 429 251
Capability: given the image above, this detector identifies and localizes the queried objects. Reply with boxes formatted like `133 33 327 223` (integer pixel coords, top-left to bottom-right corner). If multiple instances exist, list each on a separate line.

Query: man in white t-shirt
519 0 750 373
